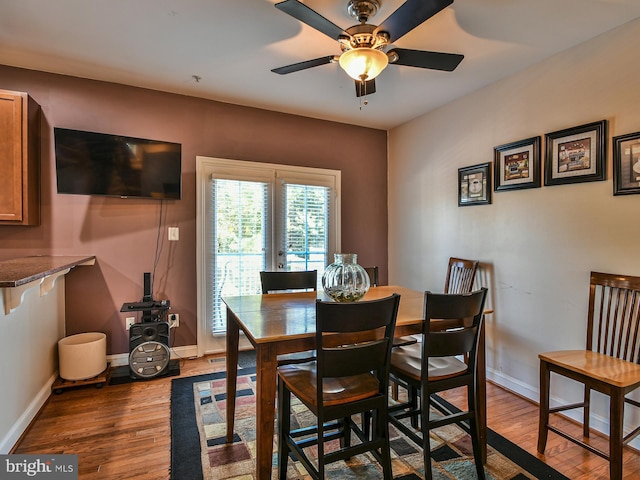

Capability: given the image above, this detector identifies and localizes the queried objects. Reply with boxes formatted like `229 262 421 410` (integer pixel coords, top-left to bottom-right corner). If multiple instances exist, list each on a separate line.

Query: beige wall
388 18 640 438
0 276 65 453
0 66 388 355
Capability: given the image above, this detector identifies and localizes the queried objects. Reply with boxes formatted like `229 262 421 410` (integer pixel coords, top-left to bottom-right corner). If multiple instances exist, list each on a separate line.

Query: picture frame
494 136 541 191
613 131 640 195
458 162 491 206
544 120 607 186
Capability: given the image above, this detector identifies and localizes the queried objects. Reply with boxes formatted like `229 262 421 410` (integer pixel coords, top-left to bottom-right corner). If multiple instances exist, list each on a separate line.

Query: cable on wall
152 199 166 295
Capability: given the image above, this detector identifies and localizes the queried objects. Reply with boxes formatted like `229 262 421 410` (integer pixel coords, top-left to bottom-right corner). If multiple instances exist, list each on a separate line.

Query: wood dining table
223 285 487 479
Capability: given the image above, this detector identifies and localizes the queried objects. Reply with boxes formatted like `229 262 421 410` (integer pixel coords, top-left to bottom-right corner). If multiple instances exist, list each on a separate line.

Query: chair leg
467 385 486 480
341 416 351 449
391 380 399 400
317 419 326 480
277 379 291 480
421 385 434 480
609 389 625 480
409 385 419 428
362 411 371 439
537 360 550 454
375 406 394 480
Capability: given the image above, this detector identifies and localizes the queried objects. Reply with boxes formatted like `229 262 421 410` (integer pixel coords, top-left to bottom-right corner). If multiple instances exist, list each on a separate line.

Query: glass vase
322 253 370 302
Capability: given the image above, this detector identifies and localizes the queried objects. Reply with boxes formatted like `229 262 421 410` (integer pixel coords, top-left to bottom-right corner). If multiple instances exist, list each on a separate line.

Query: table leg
226 307 240 443
255 343 277 480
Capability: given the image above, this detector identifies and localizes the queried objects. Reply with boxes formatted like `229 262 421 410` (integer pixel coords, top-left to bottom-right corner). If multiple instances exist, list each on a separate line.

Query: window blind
210 178 269 334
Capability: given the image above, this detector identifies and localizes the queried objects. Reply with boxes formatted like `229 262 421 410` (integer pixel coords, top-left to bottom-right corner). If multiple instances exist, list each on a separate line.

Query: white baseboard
487 367 539 401
0 373 57 454
108 344 198 367
7 350 636 454
2 344 198 454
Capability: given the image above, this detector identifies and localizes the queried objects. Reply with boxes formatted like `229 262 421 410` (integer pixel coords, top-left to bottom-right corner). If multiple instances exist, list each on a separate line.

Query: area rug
171 358 568 480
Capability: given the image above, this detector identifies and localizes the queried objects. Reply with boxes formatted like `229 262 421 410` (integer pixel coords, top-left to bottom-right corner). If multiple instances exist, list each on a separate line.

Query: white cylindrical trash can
58 332 107 381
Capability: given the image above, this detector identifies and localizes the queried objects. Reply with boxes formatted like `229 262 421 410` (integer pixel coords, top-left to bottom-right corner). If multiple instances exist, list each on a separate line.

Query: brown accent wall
0 65 388 355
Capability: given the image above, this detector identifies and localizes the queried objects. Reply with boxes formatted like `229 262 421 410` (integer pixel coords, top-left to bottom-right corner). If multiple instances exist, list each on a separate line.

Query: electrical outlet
126 317 136 330
169 313 179 328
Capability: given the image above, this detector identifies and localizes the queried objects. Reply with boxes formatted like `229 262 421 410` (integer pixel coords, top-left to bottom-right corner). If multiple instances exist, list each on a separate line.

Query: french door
196 157 341 354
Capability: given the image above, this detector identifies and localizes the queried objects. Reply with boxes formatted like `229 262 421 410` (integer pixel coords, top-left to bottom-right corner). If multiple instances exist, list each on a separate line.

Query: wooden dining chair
445 257 479 294
391 257 480 399
388 288 488 480
259 270 317 293
395 257 478 345
277 294 401 480
538 271 640 480
260 270 318 365
363 266 379 286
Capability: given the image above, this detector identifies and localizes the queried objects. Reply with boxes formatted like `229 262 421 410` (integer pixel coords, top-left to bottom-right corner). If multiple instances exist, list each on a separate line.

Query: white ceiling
1 0 640 130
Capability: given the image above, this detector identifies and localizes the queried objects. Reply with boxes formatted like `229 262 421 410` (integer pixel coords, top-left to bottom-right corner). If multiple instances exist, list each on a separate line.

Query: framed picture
544 120 607 186
458 162 491 206
613 131 640 195
494 136 541 191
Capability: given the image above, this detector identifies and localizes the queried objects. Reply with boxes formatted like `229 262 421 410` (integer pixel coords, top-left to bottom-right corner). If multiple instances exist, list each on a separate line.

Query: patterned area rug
171 357 568 480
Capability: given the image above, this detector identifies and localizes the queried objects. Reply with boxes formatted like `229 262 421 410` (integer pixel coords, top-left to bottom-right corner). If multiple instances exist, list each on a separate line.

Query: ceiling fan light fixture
338 48 388 81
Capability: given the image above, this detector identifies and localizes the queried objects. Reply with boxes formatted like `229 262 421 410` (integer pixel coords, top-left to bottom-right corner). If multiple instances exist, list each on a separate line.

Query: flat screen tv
54 127 182 200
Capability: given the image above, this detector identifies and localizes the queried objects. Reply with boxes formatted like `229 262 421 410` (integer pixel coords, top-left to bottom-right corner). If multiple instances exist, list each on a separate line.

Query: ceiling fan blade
375 0 453 43
388 48 463 71
271 55 337 75
355 78 376 98
275 0 348 40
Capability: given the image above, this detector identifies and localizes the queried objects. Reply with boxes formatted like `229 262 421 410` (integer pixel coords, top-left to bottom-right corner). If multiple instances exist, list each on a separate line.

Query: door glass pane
210 178 268 334
283 183 330 282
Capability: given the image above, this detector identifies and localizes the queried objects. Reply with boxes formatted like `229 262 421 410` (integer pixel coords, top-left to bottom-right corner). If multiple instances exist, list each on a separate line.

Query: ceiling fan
271 0 463 98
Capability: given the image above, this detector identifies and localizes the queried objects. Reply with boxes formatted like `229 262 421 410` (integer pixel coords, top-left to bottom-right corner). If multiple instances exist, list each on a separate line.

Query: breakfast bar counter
0 254 96 454
0 255 96 288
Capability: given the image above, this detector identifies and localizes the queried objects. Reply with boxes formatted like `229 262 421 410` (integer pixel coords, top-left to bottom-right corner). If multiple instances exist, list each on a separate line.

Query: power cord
151 199 166 295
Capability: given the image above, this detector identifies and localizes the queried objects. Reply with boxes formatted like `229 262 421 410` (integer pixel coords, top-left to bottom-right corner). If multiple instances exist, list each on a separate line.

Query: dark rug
171 355 568 480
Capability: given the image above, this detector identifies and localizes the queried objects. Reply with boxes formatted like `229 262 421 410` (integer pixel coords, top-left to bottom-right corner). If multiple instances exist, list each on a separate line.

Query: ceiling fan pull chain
358 79 369 110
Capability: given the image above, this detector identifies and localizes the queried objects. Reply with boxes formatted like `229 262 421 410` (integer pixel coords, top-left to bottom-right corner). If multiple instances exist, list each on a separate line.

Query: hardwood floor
13 354 640 479
441 383 640 480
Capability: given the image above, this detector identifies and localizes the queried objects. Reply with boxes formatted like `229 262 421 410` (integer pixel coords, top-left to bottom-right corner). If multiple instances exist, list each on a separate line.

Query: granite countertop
0 255 96 288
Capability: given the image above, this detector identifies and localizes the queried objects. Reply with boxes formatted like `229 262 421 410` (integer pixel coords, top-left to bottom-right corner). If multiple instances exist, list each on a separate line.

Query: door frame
195 156 341 356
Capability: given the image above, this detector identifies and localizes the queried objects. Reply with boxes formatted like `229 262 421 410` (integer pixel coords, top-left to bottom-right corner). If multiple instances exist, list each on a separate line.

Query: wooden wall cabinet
0 89 40 226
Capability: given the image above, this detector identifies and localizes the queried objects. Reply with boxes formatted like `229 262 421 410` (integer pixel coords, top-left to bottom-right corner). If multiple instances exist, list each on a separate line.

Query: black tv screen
54 128 182 200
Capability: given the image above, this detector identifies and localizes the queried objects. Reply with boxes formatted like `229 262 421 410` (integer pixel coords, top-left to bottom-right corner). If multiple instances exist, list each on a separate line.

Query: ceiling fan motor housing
347 0 380 23
340 24 390 52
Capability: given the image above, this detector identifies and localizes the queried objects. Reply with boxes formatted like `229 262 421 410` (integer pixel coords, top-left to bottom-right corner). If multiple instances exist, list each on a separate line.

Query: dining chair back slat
259 270 317 294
